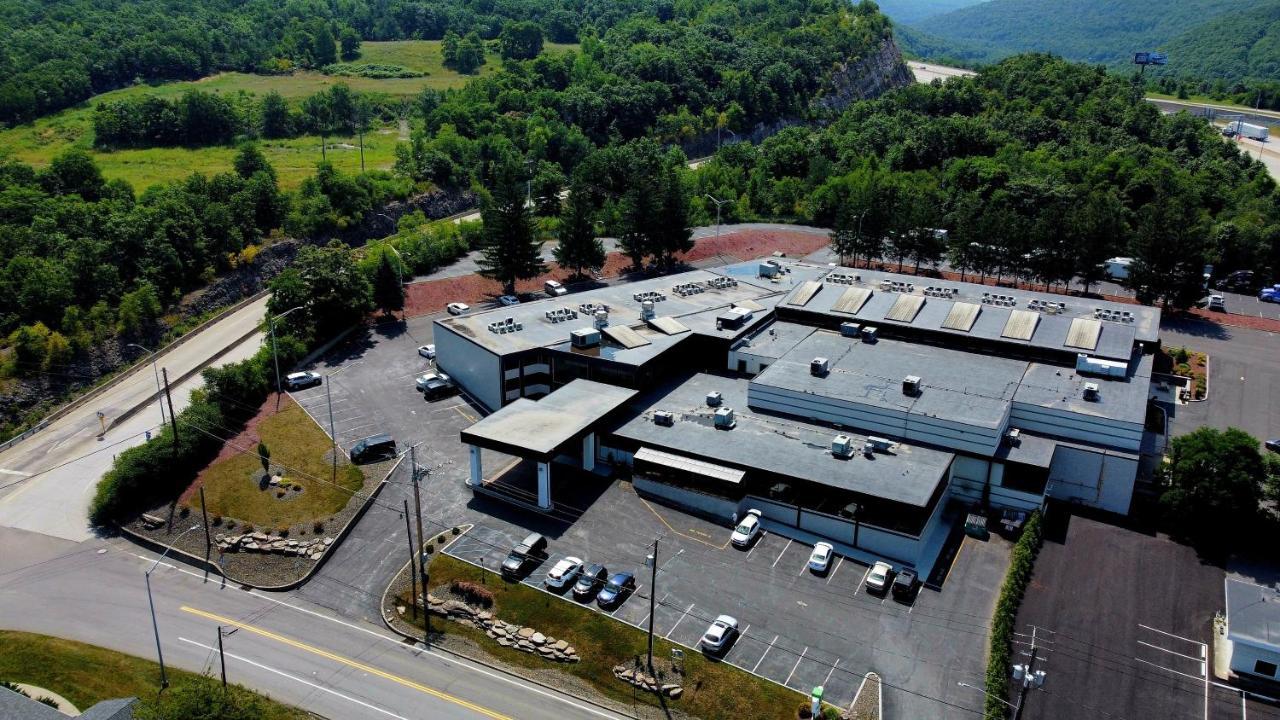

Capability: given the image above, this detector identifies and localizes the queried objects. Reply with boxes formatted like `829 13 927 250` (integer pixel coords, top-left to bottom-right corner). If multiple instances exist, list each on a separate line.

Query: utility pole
217 626 227 690
198 486 212 556
161 367 179 449
646 538 658 675
410 445 428 641
704 194 727 240
403 499 419 622
268 306 304 412
1013 625 1049 720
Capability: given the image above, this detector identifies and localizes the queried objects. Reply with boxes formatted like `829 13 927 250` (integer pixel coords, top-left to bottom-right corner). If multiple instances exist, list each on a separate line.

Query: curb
375 525 642 720
117 454 401 592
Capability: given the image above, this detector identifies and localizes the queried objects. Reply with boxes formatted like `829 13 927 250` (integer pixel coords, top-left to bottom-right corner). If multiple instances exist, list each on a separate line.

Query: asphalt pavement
1161 320 1280 444
0 525 628 720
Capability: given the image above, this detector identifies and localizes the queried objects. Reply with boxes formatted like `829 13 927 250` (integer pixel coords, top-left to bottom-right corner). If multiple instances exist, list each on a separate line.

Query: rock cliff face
816 36 915 111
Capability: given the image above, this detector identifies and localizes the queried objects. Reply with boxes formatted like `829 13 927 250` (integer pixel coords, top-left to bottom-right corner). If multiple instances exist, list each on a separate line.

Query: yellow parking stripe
180 606 510 720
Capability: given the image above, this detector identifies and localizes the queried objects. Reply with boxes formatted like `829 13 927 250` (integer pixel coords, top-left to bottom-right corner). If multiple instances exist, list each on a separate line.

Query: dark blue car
596 572 636 608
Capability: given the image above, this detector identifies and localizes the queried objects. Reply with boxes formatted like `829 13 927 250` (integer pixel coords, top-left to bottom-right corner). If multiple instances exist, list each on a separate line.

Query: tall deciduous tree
1160 426 1265 546
499 21 544 61
339 27 362 61
477 162 545 295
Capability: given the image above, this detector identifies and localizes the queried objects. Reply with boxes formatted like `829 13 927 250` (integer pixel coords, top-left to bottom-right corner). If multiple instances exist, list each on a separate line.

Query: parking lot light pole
268 305 305 412
704 194 728 240
126 343 165 428
956 681 1017 713
645 539 659 675
145 524 201 690
326 360 364 483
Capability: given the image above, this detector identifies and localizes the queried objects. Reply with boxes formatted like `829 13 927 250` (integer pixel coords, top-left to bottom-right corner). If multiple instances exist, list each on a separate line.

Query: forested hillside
909 0 1276 72
875 0 987 24
692 54 1280 309
1156 2 1280 83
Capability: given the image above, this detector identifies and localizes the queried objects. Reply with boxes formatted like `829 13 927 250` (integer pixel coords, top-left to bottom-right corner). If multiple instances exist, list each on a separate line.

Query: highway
0 525 628 720
909 61 976 84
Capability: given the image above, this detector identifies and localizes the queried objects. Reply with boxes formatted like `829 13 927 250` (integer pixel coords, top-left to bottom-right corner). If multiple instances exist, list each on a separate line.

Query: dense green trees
500 21 545 61
442 32 487 74
477 161 545 294
1160 427 1268 546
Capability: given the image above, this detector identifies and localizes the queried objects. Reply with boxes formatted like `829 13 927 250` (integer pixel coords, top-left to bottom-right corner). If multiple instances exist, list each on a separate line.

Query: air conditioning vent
810 357 830 377
571 328 600 348
840 322 861 338
653 410 674 426
593 309 609 329
641 300 655 319
713 407 736 429
1083 382 1100 401
706 391 723 407
832 434 854 458
867 436 893 453
1004 428 1021 446
903 375 922 397
861 326 878 343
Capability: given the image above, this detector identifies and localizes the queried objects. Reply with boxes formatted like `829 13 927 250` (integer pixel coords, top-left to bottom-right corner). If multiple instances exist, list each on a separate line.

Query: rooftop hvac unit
713 407 736 429
1083 382 1100 401
706 391 723 407
653 410 675 426
571 328 601 348
867 436 893 453
831 434 854 458
641 300 655 320
902 375 922 397
840 322 861 338
861 326 878 343
1004 428 1021 446
810 357 830 377
593 309 609 329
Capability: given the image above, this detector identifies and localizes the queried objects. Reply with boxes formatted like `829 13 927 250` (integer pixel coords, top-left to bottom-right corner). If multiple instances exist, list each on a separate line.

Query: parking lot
444 479 1010 717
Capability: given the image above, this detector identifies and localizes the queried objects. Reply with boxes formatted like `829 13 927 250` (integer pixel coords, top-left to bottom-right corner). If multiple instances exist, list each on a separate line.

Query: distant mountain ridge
902 0 1280 81
874 0 987 25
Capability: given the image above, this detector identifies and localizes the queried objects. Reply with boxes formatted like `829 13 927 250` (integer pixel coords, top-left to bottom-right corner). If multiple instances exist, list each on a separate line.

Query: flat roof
731 320 816 360
779 265 1159 359
462 379 637 456
1013 353 1152 425
753 329 1027 430
611 373 955 507
1226 578 1280 650
435 260 827 357
634 447 745 484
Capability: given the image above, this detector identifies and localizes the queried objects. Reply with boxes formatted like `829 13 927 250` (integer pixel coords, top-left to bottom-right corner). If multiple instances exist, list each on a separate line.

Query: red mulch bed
177 392 291 505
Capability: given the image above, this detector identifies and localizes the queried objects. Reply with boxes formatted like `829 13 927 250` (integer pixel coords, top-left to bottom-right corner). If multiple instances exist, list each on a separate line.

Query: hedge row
982 510 1044 719
88 334 306 526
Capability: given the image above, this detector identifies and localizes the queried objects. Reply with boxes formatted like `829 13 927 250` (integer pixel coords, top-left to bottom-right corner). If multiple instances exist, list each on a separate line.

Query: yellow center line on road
180 606 511 720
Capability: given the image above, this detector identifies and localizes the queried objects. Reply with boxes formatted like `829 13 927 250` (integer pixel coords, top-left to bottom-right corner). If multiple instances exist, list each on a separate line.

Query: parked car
283 371 322 390
1208 294 1226 312
808 542 834 574
892 567 919 601
1260 285 1280 303
497 295 521 307
1216 270 1257 293
545 280 567 297
700 614 739 653
1266 439 1280 453
446 302 470 315
596 572 636 608
572 563 609 600
865 561 894 594
545 556 584 590
730 509 762 548
349 433 396 464
417 344 436 359
501 533 548 579
416 372 456 399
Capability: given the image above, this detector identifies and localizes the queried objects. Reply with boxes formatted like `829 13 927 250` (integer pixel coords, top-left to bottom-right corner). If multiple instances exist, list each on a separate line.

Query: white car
415 371 453 392
545 556 584 589
283 371 322 390
865 561 894 594
700 614 739 653
730 509 762 548
545 280 567 297
808 542 834 573
446 302 470 315
417 344 436 359
497 295 521 307
1207 294 1225 312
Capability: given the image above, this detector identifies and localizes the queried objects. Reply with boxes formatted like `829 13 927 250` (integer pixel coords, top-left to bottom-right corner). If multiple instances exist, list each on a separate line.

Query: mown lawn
0 630 311 719
409 553 808 720
0 40 590 189
193 402 363 530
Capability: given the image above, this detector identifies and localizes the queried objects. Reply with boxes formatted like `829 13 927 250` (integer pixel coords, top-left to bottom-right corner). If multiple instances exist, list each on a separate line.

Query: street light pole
145 524 201 690
326 361 363 484
268 306 305 412
704 194 728 240
126 343 165 428
646 538 658 675
956 681 1018 712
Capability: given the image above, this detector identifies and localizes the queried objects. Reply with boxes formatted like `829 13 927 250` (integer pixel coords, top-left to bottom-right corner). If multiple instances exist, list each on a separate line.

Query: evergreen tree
554 188 605 277
652 163 693 266
477 162 545 294
339 27 362 61
370 250 404 314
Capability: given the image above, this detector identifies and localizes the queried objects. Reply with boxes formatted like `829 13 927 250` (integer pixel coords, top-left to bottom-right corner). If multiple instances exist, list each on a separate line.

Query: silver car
700 614 739 653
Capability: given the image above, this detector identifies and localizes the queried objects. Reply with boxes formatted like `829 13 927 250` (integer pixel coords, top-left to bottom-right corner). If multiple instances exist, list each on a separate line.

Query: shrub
450 580 494 608
313 521 325 534
212 515 223 527
277 528 289 537
982 510 1043 719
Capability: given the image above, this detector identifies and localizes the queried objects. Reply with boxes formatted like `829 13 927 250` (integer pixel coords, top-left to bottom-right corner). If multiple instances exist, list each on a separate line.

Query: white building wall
434 322 502 411
1009 402 1143 451
1045 446 1137 514
1229 640 1280 679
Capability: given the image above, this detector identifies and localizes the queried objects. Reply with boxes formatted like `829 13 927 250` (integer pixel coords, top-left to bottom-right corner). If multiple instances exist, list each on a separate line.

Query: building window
1256 660 1278 677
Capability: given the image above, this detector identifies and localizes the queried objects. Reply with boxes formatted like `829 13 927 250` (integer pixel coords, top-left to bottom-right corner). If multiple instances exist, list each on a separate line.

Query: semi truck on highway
1223 121 1269 141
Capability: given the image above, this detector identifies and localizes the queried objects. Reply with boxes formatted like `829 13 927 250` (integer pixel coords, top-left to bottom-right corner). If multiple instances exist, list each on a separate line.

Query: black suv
892 567 919 601
349 433 395 464
501 533 548 579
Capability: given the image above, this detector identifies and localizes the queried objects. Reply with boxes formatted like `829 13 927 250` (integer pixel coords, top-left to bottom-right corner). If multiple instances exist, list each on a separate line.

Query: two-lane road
0 526 627 720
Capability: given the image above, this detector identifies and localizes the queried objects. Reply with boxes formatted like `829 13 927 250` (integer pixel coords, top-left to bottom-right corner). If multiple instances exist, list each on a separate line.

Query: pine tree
554 189 605 278
477 162 545 294
652 164 693 266
371 250 404 314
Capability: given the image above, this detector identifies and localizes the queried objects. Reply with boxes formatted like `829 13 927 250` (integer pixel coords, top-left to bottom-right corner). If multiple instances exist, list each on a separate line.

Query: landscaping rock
324 537 334 546
310 552 322 560
552 639 568 651
497 637 512 647
530 632 546 646
666 687 683 699
516 627 535 640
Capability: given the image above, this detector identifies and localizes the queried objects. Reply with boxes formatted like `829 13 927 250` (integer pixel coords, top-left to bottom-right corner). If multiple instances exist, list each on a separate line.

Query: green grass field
0 40 577 190
193 401 364 530
0 630 311 718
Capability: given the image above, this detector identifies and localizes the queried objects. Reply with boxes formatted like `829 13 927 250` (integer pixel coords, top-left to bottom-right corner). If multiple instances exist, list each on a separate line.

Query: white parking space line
665 603 695 640
826 557 843 585
753 635 779 673
822 658 840 688
1137 639 1206 664
744 537 762 560
784 648 807 686
854 565 871 596
771 539 793 568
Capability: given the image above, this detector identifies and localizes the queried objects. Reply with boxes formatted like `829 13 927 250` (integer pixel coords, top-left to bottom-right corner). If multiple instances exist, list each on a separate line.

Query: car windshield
605 580 622 592
735 521 753 534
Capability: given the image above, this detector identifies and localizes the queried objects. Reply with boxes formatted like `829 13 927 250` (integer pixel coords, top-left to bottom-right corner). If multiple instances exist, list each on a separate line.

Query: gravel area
847 673 880 720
